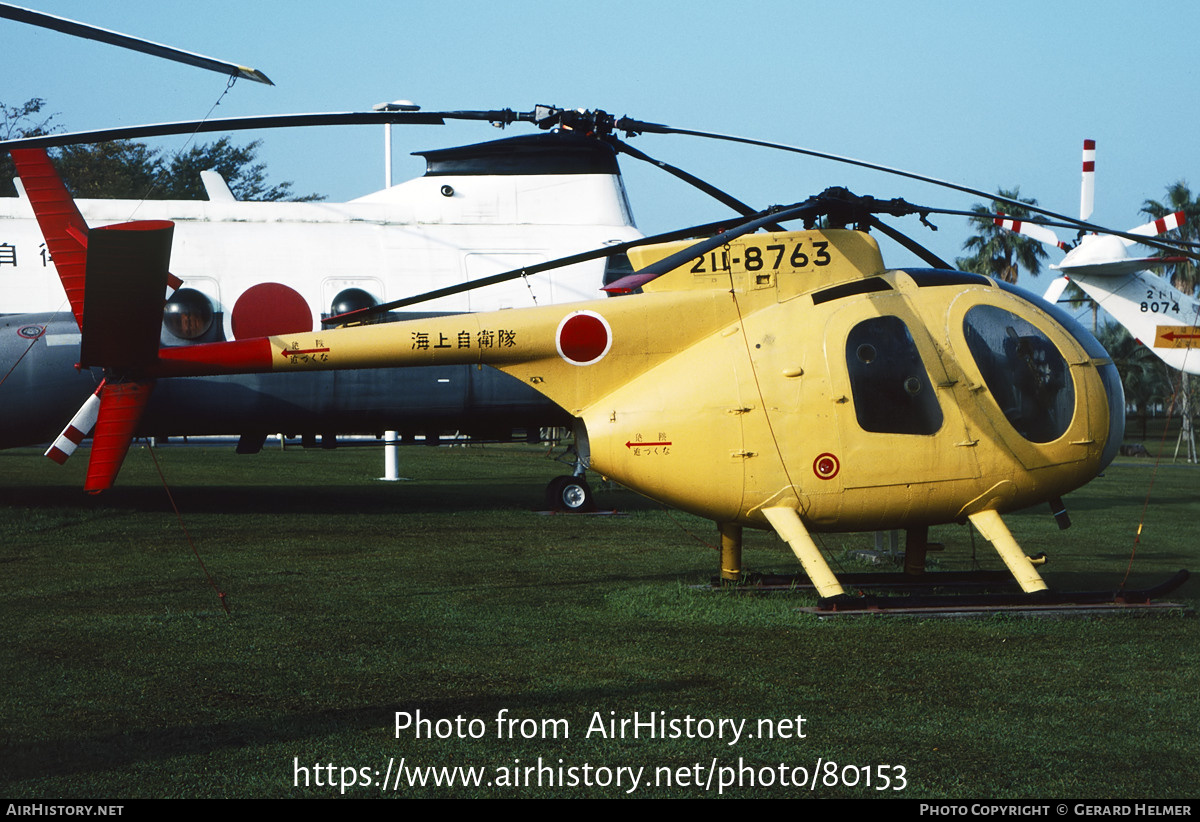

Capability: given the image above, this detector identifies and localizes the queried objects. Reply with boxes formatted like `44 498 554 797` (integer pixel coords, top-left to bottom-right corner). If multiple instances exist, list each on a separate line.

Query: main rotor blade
0 2 273 84
612 118 1200 262
0 110 470 150
610 138 785 232
322 215 749 323
922 206 1200 258
603 200 824 293
864 216 952 269
616 118 1034 205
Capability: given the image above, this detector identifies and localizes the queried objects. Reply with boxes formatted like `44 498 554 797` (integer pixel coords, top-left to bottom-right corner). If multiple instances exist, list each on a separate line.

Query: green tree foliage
158 137 321 201
1097 322 1176 439
0 97 59 196
52 140 162 199
955 187 1048 283
1 97 322 202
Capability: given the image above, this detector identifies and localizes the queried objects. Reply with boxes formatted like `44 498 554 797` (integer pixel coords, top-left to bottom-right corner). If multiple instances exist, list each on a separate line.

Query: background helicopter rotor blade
6 102 1196 269
1123 211 1187 246
1080 139 1096 221
0 2 273 85
322 215 747 324
993 215 1068 250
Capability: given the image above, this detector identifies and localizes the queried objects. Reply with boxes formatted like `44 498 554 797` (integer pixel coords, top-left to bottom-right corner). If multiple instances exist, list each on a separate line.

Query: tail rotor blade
10 148 90 328
45 380 105 465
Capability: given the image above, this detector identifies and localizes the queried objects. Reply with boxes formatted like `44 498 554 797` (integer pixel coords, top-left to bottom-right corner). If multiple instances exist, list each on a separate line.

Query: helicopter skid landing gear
966 509 1048 593
762 507 847 599
719 522 742 582
810 570 1191 616
545 475 597 513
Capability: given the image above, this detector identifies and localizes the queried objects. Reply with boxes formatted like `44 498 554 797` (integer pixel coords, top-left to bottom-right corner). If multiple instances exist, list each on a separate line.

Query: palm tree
1097 323 1174 441
955 187 1048 284
1141 181 1200 295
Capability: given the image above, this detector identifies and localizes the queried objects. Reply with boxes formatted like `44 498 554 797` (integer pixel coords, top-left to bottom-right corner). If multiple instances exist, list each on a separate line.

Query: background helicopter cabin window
962 306 1075 443
845 316 943 435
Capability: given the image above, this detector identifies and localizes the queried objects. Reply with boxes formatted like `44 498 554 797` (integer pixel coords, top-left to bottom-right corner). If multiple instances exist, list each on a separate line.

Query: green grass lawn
0 442 1196 798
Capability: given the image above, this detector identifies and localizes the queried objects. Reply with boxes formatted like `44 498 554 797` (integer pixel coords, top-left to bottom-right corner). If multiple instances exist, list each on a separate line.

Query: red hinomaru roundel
813 452 840 480
555 310 612 366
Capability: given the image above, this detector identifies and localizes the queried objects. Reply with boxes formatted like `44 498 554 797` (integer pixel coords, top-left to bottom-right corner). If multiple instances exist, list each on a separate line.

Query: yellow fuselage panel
582 323 753 522
627 228 886 300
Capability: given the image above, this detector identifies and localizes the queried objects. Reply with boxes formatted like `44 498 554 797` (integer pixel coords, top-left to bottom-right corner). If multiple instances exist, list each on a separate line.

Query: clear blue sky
4 0 1198 286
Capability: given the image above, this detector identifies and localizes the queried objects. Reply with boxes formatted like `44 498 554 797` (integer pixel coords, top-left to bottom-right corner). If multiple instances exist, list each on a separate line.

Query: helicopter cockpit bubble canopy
990 279 1125 471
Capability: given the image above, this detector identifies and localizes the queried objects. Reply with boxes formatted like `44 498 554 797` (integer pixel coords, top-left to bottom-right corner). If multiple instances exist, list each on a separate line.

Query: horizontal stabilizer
1051 256 1188 278
84 380 155 494
80 221 175 369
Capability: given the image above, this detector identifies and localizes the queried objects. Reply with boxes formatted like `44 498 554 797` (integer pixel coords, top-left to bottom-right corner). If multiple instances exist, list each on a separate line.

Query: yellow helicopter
7 108 1191 612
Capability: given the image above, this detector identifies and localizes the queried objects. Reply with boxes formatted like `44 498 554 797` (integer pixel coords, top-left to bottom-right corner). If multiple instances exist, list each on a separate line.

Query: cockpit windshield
963 305 1074 442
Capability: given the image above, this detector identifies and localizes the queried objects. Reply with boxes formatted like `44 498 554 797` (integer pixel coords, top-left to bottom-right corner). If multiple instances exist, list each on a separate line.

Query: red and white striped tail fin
994 215 1068 250
1080 139 1095 221
44 381 105 465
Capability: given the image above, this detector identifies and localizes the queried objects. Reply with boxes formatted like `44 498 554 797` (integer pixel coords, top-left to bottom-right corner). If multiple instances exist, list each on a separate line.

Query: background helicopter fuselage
0 134 642 449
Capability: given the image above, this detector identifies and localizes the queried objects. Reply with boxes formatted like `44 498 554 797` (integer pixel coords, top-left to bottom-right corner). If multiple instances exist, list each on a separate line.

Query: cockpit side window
846 316 943 435
963 305 1075 442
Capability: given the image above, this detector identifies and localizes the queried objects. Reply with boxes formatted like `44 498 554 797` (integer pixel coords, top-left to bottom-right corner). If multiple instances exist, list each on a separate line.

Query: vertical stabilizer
10 148 89 327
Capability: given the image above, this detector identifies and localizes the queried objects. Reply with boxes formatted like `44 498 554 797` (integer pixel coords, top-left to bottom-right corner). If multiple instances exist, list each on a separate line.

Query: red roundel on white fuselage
556 311 611 366
231 283 313 340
